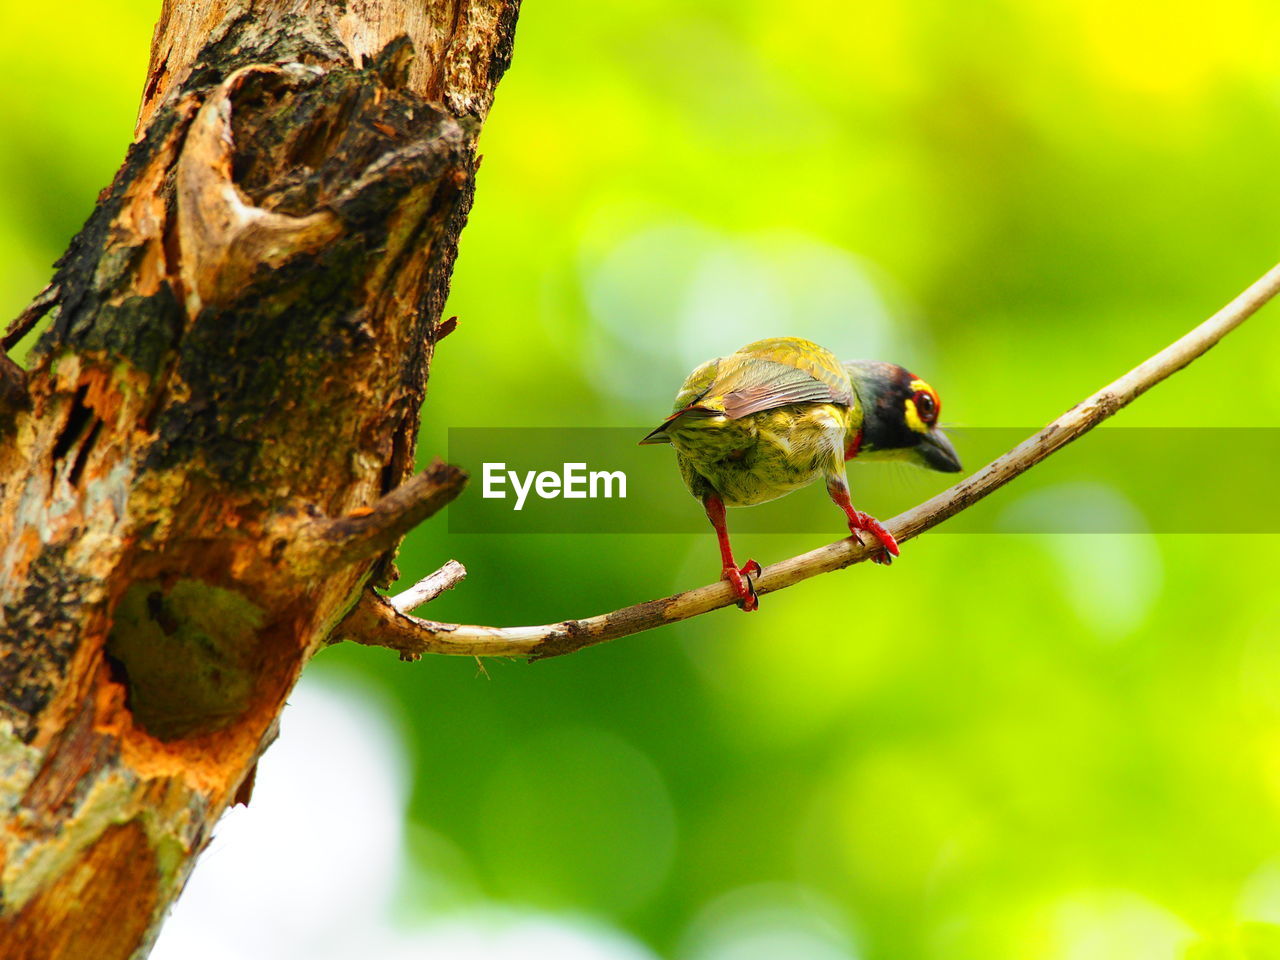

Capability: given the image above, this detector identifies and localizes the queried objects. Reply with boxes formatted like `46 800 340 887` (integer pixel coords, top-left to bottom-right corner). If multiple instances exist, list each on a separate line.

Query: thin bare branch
3 282 59 351
340 261 1280 662
391 559 468 612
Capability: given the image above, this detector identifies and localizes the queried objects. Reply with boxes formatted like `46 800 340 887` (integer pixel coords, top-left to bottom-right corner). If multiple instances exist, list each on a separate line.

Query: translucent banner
445 427 1278 534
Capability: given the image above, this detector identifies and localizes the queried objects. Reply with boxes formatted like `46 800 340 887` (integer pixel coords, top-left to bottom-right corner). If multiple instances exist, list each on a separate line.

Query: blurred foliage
4 0 1280 957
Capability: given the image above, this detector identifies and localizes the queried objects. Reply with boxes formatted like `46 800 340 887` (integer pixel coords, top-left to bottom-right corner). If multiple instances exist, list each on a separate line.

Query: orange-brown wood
0 2 516 955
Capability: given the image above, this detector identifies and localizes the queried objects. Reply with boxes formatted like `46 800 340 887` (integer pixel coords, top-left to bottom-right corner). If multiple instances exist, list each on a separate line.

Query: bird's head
843 360 962 473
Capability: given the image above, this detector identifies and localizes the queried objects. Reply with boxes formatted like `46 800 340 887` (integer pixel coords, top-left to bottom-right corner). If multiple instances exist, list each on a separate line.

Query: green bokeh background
4 1 1280 957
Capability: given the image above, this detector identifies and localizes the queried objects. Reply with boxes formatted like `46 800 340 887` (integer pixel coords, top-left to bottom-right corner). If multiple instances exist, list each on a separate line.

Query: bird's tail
638 403 722 445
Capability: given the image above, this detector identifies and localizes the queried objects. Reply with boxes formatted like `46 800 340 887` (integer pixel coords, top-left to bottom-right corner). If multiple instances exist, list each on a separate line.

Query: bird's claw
724 560 761 612
848 512 899 566
850 530 891 564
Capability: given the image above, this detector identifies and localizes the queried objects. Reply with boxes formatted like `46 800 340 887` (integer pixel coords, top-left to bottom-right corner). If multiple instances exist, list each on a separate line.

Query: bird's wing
706 338 855 419
733 337 856 405
640 340 855 445
713 356 848 419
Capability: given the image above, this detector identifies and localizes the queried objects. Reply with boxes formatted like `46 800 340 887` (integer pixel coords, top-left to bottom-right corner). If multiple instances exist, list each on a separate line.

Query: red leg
826 476 899 565
703 495 761 611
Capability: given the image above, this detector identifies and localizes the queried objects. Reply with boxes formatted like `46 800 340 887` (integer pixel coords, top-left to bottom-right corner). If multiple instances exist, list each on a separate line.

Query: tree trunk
0 1 518 956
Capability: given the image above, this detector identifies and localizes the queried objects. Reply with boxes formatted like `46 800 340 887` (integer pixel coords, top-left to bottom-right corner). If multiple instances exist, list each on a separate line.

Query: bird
640 337 961 611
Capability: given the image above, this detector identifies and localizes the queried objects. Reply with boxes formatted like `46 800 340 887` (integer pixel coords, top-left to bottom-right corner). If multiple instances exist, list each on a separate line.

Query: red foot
723 559 762 611
827 482 899 566
848 511 899 566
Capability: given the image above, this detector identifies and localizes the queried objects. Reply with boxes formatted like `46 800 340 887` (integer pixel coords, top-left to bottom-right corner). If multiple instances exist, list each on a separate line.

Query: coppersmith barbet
641 337 961 611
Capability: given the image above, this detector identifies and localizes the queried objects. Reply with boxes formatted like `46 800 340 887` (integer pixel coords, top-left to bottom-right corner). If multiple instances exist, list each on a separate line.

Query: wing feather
714 355 850 419
640 339 856 445
719 365 840 419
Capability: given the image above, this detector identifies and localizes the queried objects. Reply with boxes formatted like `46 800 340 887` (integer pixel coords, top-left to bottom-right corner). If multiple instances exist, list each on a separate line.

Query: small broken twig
3 283 60 351
390 559 467 612
431 315 459 343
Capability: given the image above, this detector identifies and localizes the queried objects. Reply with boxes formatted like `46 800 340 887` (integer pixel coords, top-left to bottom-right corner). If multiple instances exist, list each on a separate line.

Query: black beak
920 428 962 473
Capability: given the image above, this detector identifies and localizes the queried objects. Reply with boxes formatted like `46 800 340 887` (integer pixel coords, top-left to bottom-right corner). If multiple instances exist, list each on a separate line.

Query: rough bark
0 1 518 956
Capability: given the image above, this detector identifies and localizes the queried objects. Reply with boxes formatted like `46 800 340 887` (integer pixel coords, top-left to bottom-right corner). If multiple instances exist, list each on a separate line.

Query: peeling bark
0 1 518 955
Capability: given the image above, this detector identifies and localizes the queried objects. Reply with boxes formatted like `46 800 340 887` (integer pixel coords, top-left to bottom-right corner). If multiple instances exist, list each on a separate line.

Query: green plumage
641 337 858 507
642 336 961 610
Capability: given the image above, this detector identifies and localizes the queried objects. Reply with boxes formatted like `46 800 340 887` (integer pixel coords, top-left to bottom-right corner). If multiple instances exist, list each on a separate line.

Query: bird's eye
912 390 938 425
